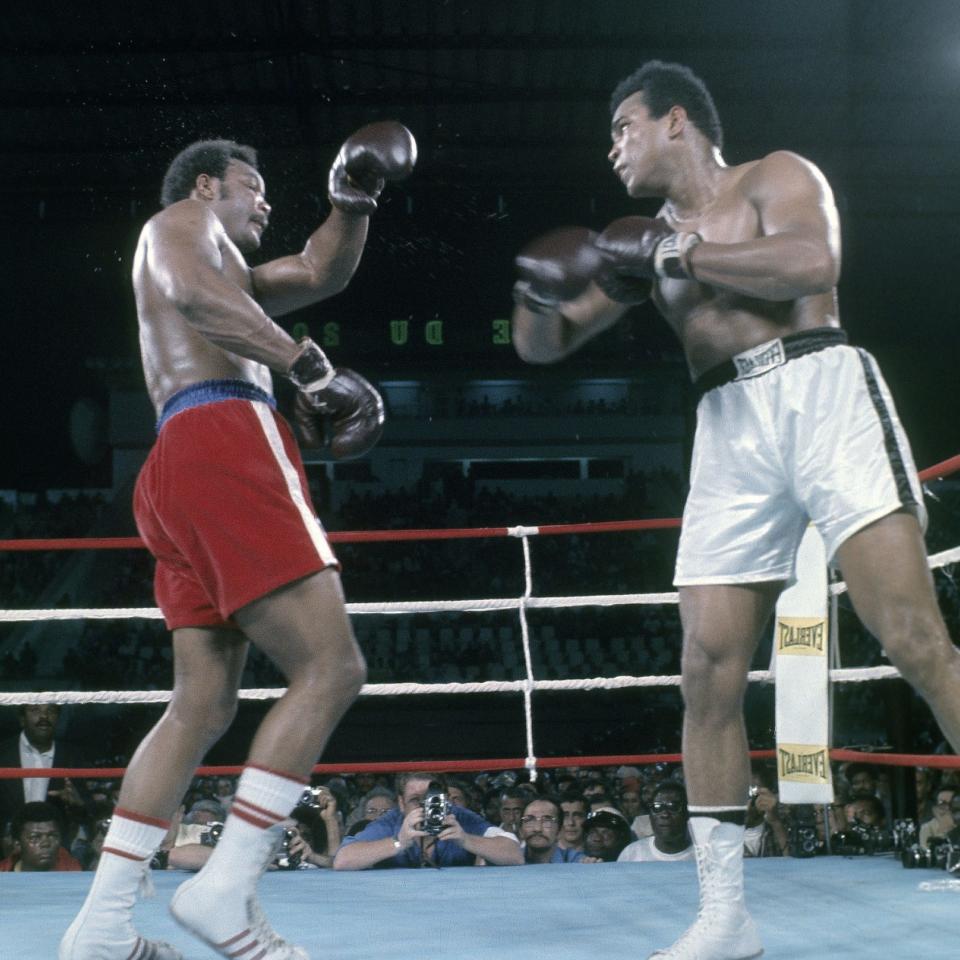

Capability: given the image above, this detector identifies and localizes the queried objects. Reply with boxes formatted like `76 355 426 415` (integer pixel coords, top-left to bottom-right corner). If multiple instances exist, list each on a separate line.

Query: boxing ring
2 453 960 958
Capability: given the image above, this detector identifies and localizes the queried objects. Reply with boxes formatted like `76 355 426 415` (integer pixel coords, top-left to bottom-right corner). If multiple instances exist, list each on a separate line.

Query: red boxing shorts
133 379 339 630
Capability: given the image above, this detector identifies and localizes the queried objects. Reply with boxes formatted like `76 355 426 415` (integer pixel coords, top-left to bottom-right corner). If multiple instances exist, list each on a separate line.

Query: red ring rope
1 453 956 554
2 748 957 782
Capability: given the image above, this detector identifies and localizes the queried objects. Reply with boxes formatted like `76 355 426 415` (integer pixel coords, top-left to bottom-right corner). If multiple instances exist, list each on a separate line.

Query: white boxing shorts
674 328 926 586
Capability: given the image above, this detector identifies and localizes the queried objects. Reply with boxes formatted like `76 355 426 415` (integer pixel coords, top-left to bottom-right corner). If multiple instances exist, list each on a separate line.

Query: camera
199 821 223 848
831 820 892 856
274 828 302 870
788 805 820 858
901 842 928 868
747 785 760 801
891 818 917 852
421 781 451 836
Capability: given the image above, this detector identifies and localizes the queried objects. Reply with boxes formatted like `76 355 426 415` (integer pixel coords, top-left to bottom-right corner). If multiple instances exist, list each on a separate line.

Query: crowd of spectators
2 716 957 877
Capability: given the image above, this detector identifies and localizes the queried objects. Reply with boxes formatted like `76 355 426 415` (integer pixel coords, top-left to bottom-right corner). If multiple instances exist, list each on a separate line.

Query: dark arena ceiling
3 0 960 484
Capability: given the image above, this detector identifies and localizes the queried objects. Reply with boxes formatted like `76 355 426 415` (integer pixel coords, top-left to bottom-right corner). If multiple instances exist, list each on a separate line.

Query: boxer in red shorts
61 124 416 960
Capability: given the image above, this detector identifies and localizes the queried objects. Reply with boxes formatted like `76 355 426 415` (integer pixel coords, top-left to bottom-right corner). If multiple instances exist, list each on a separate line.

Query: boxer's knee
166 687 239 746
878 607 956 693
290 631 367 705
681 628 750 724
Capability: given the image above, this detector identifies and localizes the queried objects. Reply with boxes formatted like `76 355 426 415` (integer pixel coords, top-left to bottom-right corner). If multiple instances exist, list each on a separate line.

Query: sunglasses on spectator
650 800 685 813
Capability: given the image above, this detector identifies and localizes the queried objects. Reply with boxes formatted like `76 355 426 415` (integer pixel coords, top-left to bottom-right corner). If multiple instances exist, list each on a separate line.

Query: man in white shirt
619 782 694 862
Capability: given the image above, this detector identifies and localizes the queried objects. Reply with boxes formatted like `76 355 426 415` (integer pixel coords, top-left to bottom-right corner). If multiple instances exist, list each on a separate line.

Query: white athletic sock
102 806 170 862
204 764 308 885
170 764 310 958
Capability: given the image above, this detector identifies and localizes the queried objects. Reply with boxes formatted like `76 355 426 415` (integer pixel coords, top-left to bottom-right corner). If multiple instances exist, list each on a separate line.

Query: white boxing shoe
648 816 763 960
648 907 763 959
169 823 308 960
170 877 308 960
59 865 182 960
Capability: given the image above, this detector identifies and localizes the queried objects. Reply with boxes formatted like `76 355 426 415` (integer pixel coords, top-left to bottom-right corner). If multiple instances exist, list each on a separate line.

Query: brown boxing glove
328 121 418 215
295 368 385 460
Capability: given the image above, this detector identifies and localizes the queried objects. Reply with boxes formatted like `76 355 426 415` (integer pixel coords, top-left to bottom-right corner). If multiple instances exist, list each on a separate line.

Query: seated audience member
518 796 591 864
846 794 886 829
445 778 476 812
347 785 396 830
334 772 522 869
744 767 788 857
558 792 589 853
0 704 92 841
919 787 957 849
498 786 529 837
617 781 651 838
482 788 502 828
946 793 960 844
619 783 693 862
582 809 632 862
0 801 82 872
843 762 880 800
914 767 939 823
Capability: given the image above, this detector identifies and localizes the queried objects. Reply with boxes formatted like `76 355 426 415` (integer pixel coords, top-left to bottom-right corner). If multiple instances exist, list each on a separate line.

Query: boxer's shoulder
740 150 833 202
143 199 223 244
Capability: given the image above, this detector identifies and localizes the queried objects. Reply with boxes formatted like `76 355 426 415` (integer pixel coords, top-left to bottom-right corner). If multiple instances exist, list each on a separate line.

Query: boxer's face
211 160 271 253
608 92 669 199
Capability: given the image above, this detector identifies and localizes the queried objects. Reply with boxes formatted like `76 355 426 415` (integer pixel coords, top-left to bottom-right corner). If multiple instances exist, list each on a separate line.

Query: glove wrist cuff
655 231 702 280
289 338 335 393
513 281 561 315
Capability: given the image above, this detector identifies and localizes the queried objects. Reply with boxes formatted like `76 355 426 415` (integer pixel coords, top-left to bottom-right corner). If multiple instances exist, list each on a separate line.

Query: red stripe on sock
244 761 309 785
113 807 171 829
231 806 276 830
102 845 148 862
232 796 285 822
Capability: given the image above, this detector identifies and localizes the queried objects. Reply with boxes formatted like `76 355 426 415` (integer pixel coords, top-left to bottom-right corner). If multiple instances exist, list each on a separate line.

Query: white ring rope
0 537 953 727
0 667 905 707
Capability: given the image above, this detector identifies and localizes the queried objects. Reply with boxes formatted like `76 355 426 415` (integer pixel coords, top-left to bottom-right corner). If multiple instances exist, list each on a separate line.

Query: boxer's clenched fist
595 216 701 281
513 226 605 313
328 121 418 215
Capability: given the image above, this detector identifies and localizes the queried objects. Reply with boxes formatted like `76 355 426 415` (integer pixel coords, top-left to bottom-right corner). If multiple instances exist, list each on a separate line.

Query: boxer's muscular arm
251 207 370 317
145 203 299 369
512 285 628 364
684 151 840 301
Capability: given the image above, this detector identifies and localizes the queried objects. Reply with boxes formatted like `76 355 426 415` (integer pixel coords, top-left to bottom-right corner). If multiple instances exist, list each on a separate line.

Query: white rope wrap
0 538 952 745
0 592 683 623
0 666 906 707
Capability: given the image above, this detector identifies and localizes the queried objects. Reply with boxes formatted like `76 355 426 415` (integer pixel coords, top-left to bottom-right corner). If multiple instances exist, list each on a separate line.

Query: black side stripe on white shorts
856 348 917 508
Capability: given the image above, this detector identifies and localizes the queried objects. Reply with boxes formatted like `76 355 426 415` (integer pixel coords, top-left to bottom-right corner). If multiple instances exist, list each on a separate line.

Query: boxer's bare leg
116 626 249 816
679 582 780 805
836 510 960 751
232 568 365 774
648 582 778 960
169 569 365 959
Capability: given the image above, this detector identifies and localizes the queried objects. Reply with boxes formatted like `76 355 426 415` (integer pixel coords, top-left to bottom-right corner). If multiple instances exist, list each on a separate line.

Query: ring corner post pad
772 524 834 805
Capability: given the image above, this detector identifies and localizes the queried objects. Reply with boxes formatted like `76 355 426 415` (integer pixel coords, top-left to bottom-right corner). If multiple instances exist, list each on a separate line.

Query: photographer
333 772 522 869
743 767 789 857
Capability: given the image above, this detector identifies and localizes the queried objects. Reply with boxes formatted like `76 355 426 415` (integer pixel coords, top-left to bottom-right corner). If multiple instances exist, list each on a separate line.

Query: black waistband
693 328 848 398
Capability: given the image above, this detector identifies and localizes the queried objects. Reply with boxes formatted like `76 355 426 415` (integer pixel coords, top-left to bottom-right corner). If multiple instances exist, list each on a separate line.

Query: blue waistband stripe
156 379 277 434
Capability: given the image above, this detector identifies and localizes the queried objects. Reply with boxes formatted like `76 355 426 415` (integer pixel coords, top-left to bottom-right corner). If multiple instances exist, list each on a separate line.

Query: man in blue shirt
518 796 593 864
333 772 522 869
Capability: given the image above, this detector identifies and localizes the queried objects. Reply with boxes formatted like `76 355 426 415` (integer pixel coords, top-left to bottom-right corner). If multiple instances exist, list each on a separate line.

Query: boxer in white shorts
511 60 960 960
675 329 927 586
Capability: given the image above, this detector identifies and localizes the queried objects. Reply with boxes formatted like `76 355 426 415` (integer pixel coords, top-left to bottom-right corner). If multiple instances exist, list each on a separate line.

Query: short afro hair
160 139 258 208
610 61 722 149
